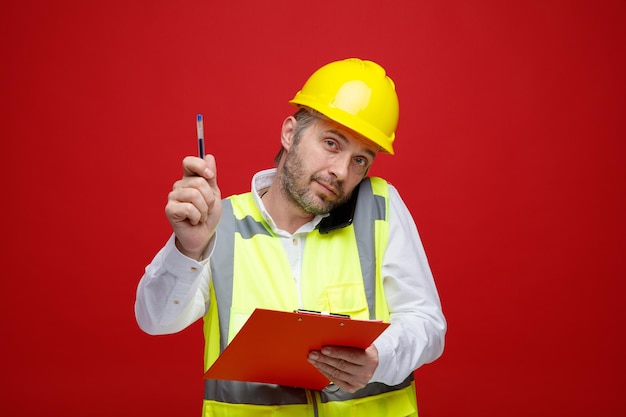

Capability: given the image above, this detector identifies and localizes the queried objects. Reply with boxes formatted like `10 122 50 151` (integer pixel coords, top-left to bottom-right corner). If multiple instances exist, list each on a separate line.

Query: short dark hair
273 107 321 166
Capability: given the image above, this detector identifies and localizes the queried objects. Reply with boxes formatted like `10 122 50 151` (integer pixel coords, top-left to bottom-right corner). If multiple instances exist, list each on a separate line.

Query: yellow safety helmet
289 58 399 154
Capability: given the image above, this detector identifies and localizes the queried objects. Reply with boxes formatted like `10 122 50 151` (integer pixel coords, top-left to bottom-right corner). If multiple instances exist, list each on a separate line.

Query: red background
1 1 624 416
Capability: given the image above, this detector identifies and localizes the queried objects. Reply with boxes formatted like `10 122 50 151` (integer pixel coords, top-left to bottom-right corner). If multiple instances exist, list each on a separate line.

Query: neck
262 184 315 234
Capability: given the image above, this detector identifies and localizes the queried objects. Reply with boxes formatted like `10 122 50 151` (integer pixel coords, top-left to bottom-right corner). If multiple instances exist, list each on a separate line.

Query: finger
307 359 360 393
182 154 218 180
308 346 377 391
182 155 221 204
172 176 214 201
165 200 203 226
308 352 359 381
167 185 211 225
174 171 218 203
202 154 220 197
315 358 356 380
182 155 209 178
319 346 366 366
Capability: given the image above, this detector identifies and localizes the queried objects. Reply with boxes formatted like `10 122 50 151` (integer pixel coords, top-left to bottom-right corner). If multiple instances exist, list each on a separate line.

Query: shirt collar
251 168 328 236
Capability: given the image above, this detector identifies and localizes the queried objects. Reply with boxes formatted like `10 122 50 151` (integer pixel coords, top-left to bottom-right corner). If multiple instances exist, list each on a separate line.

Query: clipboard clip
294 309 351 319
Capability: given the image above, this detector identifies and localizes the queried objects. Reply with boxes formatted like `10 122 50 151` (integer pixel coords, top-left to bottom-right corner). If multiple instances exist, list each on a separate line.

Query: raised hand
165 154 222 260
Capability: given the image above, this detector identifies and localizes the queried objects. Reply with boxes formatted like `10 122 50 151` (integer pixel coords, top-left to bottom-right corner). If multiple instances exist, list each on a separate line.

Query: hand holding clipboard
204 308 389 390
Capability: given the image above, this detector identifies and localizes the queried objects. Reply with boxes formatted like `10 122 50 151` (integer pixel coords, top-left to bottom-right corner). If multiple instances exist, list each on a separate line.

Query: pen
196 113 204 159
294 309 351 319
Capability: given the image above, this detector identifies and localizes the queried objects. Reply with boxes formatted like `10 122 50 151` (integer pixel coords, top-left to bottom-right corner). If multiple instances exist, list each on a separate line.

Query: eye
352 156 371 175
354 157 368 167
324 139 338 149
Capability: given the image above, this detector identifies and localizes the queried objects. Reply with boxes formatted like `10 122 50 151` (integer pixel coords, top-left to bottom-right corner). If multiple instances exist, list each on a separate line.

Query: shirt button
173 299 180 305
190 266 198 272
292 238 298 246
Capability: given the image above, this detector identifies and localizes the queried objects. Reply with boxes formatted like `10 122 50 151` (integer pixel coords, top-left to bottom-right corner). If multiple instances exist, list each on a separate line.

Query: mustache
311 174 344 198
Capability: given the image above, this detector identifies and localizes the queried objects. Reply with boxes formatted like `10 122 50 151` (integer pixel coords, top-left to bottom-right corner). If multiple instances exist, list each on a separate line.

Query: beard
280 145 351 215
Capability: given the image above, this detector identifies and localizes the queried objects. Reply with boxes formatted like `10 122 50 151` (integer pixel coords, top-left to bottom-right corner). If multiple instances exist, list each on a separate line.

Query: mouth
313 179 339 198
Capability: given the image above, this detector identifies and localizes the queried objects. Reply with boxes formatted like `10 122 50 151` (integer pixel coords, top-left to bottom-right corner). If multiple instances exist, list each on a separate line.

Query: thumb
203 154 220 194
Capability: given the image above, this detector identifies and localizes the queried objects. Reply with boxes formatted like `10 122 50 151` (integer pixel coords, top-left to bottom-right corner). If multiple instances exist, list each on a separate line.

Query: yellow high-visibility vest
202 177 418 417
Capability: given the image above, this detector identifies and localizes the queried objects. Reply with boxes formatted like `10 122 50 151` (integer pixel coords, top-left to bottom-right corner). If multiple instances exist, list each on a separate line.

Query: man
135 58 446 416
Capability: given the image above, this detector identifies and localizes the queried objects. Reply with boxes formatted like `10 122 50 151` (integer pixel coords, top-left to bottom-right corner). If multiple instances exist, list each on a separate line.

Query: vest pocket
325 282 369 319
320 386 417 417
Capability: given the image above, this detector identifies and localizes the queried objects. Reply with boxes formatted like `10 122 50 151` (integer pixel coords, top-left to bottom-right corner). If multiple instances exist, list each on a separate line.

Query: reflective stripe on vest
203 177 416 414
203 376 415 406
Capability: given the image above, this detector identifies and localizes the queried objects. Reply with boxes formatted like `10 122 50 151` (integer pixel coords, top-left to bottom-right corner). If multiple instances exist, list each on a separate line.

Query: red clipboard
203 308 389 390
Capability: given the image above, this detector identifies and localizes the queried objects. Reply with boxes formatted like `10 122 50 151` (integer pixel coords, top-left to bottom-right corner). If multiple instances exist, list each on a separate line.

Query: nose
328 152 351 181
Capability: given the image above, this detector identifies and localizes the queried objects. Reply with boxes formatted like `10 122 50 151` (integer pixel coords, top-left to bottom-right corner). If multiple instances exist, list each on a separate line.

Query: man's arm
372 184 446 384
306 184 446 390
134 234 210 334
135 154 221 334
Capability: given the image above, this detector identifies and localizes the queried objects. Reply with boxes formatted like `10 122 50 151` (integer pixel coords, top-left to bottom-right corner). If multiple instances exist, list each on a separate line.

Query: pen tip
197 114 203 122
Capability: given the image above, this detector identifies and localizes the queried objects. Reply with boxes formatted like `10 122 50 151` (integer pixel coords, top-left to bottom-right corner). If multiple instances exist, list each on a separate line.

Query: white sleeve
134 234 210 335
371 185 447 385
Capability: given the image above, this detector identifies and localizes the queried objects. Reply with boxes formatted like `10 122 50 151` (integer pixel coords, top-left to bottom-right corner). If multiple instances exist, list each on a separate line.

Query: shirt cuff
154 235 209 321
371 335 395 383
161 234 210 274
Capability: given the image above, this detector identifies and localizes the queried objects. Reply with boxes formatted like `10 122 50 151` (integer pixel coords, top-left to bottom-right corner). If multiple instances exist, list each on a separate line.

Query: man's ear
280 116 297 151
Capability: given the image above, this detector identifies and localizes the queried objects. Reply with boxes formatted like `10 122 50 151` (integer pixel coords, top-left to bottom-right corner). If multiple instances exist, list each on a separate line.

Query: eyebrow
326 129 377 160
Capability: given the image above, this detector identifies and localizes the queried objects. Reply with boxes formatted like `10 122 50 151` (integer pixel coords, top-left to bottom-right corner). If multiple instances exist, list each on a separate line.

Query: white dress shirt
135 168 446 386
